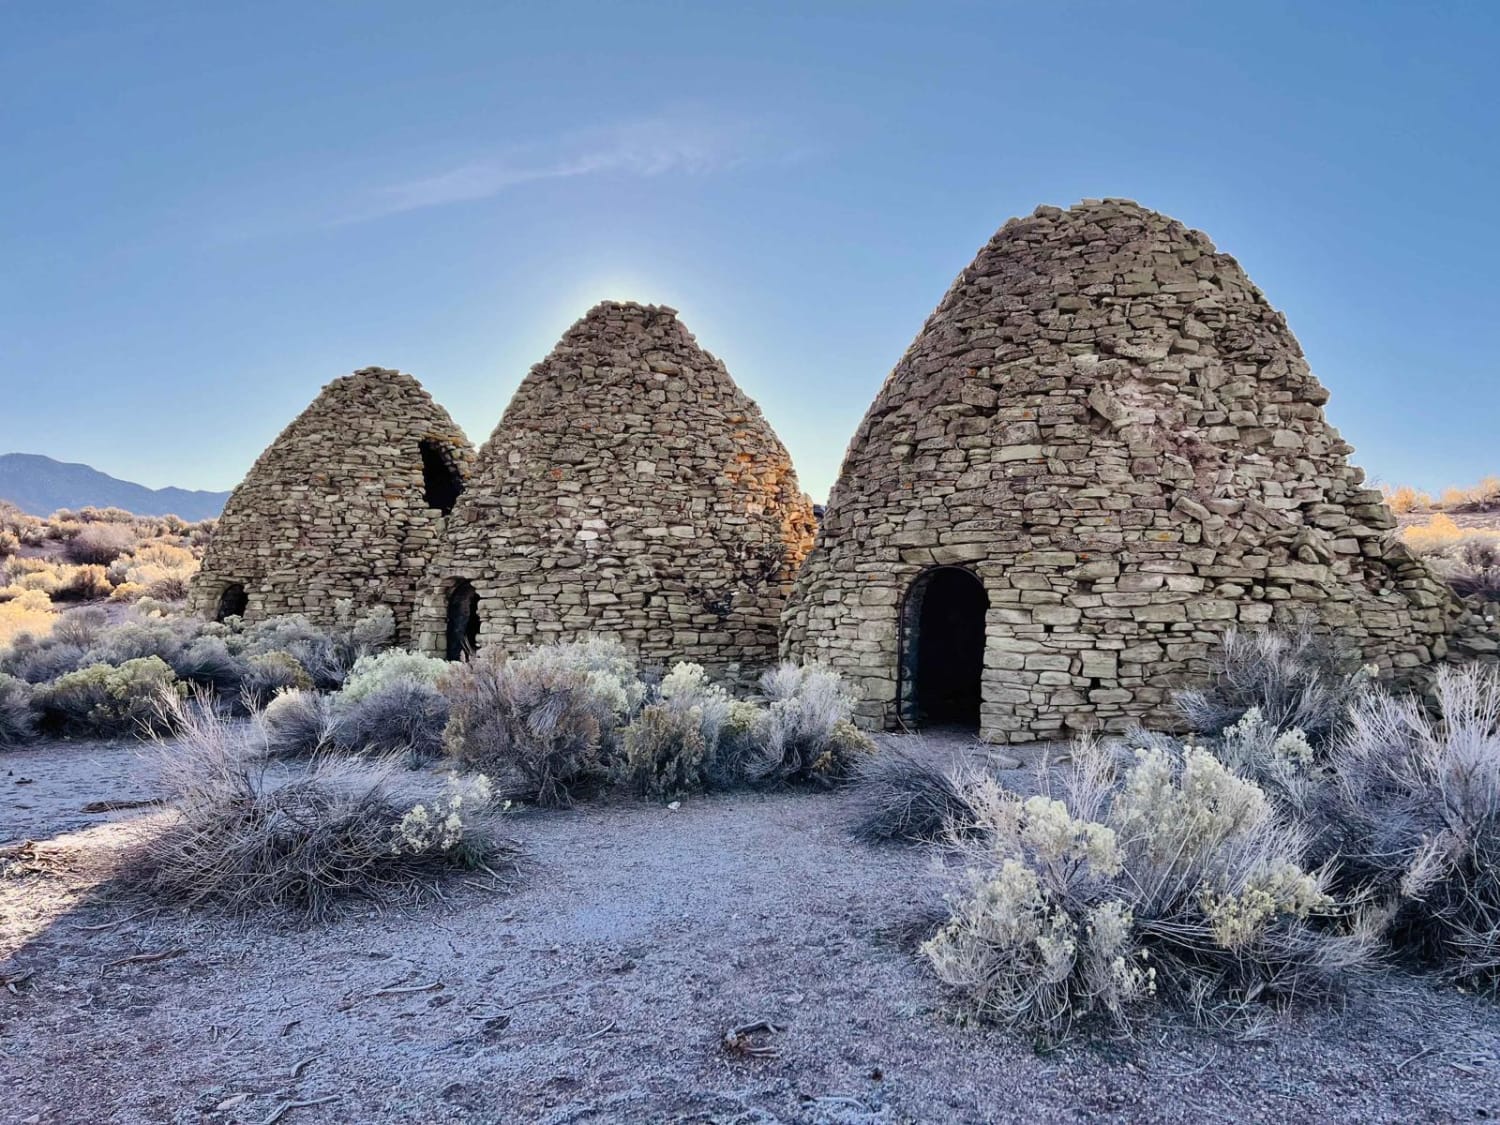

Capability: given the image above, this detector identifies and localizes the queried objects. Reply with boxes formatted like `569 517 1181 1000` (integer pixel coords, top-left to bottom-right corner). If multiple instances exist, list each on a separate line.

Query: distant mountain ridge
0 453 230 520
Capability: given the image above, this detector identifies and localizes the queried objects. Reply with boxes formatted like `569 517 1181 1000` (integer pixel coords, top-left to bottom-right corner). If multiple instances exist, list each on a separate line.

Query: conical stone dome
191 367 473 640
781 199 1460 745
415 301 816 679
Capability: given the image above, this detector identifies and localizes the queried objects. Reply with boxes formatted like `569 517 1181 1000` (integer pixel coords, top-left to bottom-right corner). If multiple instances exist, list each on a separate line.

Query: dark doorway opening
216 583 248 622
902 567 987 730
420 440 463 515
445 580 481 661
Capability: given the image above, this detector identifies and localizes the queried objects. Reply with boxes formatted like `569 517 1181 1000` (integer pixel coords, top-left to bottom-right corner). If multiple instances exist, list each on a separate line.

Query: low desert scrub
33 655 184 738
1440 476 1500 514
63 523 138 565
1401 512 1467 555
1417 533 1500 604
0 673 37 749
127 699 516 922
0 529 19 560
0 589 56 647
1383 484 1432 515
444 637 644 806
338 649 447 704
1318 665 1500 986
847 744 978 843
108 540 199 601
747 662 874 786
923 740 1376 1041
1175 624 1369 750
618 662 733 797
239 602 395 690
332 677 451 764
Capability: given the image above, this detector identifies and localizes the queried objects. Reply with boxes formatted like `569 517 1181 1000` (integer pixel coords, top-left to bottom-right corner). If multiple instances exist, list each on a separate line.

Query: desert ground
4 735 1498 1125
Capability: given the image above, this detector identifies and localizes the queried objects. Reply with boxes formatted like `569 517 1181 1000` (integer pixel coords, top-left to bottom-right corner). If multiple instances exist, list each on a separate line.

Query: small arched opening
899 566 988 731
445 579 481 661
216 583 249 622
420 439 463 515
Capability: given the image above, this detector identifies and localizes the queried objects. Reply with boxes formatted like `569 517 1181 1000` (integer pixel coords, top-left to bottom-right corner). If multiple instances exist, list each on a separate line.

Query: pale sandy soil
2 737 1499 1124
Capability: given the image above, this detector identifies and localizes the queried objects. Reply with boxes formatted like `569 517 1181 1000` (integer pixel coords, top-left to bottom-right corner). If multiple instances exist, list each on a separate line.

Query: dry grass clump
260 689 335 758
923 740 1376 1042
126 699 516 922
0 673 37 749
1175 624 1369 750
847 744 978 843
1318 666 1500 986
444 638 643 806
745 662 874 786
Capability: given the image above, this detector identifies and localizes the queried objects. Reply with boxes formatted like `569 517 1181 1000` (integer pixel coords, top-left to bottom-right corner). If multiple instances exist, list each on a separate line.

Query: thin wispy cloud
337 112 785 226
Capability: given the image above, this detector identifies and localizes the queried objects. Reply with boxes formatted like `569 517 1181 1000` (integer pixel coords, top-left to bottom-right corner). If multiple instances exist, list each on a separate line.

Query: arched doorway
900 567 988 730
420 439 463 515
445 580 481 661
216 583 248 622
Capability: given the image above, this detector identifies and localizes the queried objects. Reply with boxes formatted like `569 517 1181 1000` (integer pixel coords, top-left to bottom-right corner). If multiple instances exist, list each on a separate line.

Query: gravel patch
2 737 1498 1123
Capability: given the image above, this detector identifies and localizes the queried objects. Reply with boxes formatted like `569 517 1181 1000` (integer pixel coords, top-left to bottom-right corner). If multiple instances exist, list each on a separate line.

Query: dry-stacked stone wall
191 368 473 641
781 199 1484 745
414 301 816 682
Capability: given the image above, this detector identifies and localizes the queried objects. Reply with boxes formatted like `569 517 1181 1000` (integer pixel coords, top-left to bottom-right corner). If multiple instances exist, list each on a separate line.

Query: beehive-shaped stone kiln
191 367 473 640
415 301 816 679
780 199 1457 745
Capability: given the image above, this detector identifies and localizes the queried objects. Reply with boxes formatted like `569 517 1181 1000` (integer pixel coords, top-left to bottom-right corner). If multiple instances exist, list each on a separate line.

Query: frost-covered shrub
127 701 515 922
0 634 88 684
445 638 643 807
34 656 184 738
618 662 732 797
172 636 250 694
239 602 393 690
260 688 335 759
1320 665 1500 985
238 651 312 711
847 744 977 843
1175 625 1370 750
333 677 450 764
0 674 37 749
87 615 200 668
747 663 873 786
339 649 447 705
922 740 1375 1041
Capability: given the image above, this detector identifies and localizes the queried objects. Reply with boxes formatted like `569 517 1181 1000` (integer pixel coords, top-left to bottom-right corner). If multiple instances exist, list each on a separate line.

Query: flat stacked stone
414 301 816 683
780 199 1477 744
190 368 473 641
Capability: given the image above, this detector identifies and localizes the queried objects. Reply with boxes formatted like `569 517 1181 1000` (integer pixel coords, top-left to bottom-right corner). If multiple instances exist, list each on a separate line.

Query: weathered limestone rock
415 301 816 682
190 368 473 640
780 199 1472 744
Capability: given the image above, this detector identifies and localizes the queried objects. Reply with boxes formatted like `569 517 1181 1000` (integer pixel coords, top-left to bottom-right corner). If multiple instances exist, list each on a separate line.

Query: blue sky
2 1 1496 501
